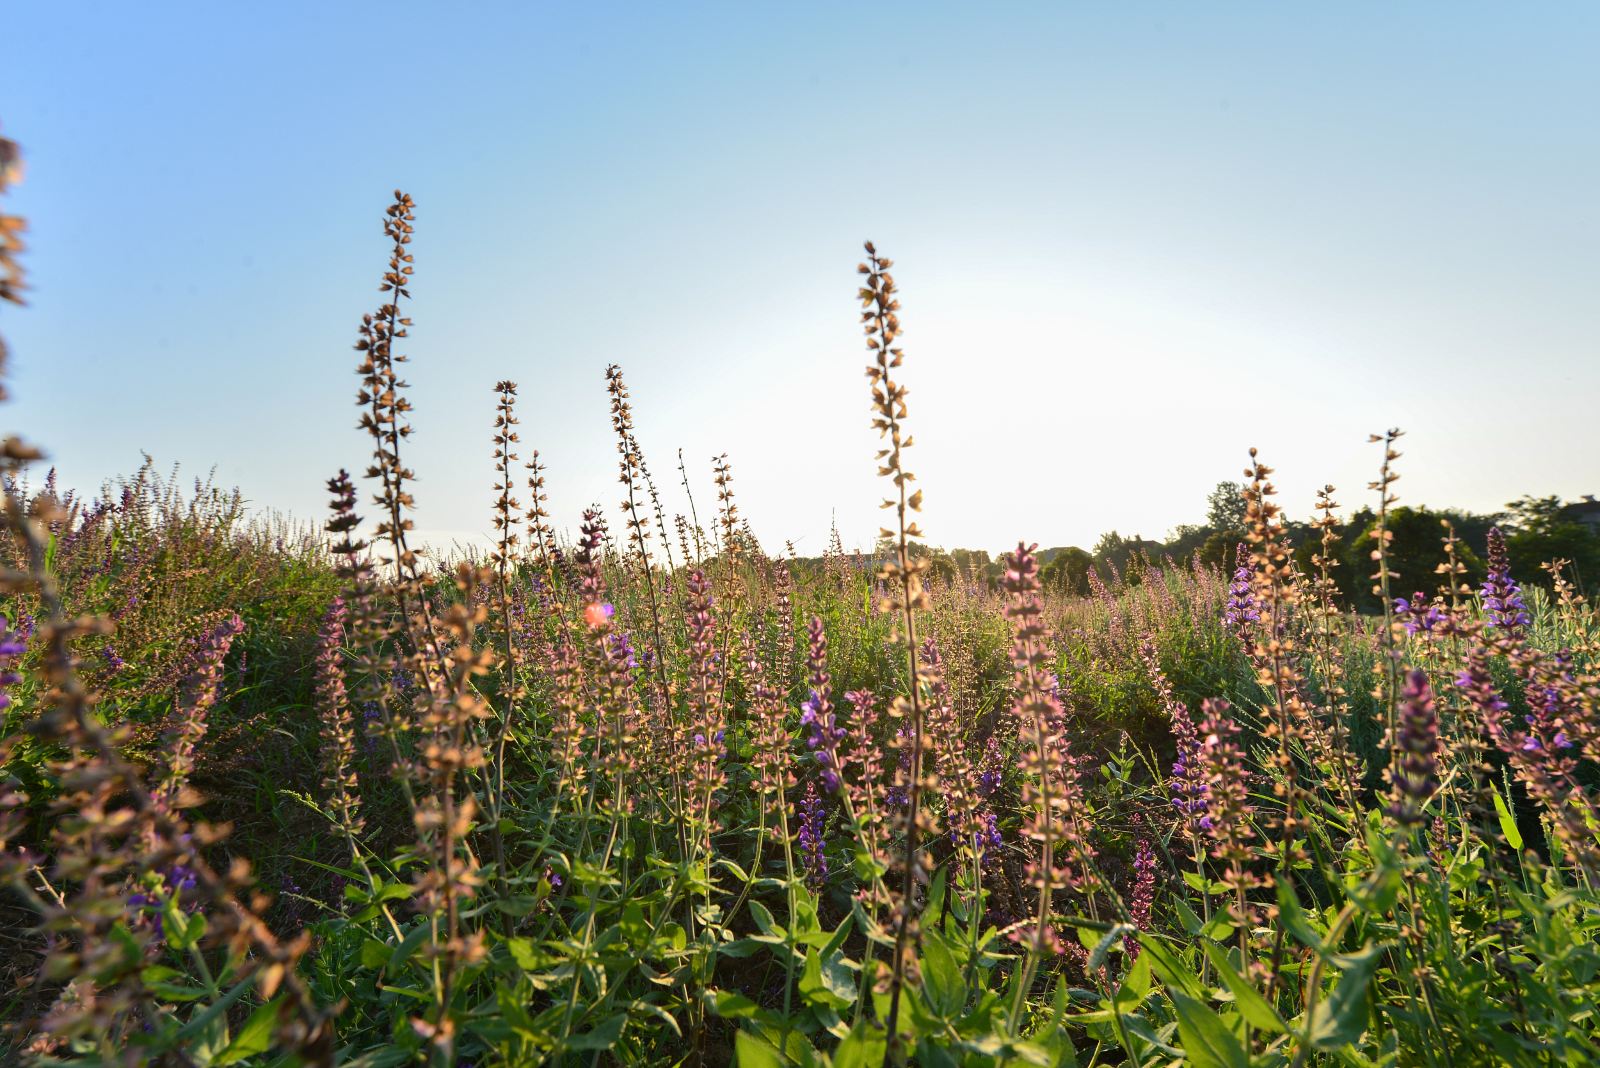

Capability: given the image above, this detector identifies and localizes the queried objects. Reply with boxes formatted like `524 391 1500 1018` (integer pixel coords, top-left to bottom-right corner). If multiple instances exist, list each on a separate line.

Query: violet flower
1125 838 1156 961
1223 543 1259 636
797 781 828 889
1481 527 1530 633
0 614 25 710
1393 593 1445 636
1388 670 1441 827
800 689 847 793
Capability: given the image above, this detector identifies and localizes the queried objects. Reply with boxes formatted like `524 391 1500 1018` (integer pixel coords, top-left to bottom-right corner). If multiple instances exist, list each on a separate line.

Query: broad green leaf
629 999 683 1039
926 865 948 923
718 938 765 959
1114 948 1152 1009
799 950 853 1010
1136 934 1205 1000
1173 898 1204 936
163 900 206 951
1086 923 1134 973
1493 790 1524 850
705 989 782 1026
734 1028 785 1068
360 938 393 970
748 900 784 938
1168 990 1249 1068
388 921 434 971
213 997 283 1065
833 1021 888 1068
506 936 544 970
146 979 209 1002
567 1012 626 1051
1182 871 1229 894
1200 941 1285 1033
1307 943 1385 1049
1346 865 1402 916
921 932 964 1016
914 1037 960 1068
174 979 255 1042
1276 881 1326 950
821 913 856 960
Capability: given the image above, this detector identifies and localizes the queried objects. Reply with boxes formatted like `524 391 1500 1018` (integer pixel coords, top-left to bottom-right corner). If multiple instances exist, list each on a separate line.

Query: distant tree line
842 482 1600 611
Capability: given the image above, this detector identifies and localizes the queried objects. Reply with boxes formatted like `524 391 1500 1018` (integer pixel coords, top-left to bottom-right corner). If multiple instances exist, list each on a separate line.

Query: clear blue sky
5 4 1597 554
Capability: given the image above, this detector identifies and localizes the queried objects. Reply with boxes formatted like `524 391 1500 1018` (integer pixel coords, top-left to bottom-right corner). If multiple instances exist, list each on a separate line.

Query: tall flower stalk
860 242 936 1055
353 191 444 694
1369 428 1405 771
486 380 524 904
1004 543 1090 1026
316 596 364 849
1482 526 1530 634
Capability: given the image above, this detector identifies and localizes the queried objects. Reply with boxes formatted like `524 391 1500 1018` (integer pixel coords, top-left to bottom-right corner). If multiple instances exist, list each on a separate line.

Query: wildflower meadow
4 141 1600 1068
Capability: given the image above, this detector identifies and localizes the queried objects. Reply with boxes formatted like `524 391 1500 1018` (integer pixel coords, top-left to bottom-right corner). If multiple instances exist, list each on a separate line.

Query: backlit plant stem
860 242 933 1058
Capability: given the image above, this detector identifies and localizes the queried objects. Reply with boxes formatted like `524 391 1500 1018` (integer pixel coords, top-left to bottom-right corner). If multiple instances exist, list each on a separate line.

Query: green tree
1039 546 1093 596
1349 505 1485 611
1501 495 1600 588
1206 480 1248 534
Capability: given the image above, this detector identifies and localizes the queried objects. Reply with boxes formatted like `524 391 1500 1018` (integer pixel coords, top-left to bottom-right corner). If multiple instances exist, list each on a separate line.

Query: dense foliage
4 167 1600 1068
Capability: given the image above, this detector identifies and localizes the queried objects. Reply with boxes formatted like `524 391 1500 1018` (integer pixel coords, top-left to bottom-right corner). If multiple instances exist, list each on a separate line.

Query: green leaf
820 913 856 960
1086 923 1134 973
506 936 544 970
1200 941 1285 1033
1136 934 1204 1000
374 881 414 903
705 989 781 1026
921 932 964 1016
717 858 752 883
567 1012 626 1051
388 921 434 971
495 894 543 917
1181 870 1229 894
147 980 209 1002
926 865 948 923
734 1028 786 1068
1307 943 1385 1049
629 998 683 1039
213 997 282 1065
1276 880 1326 950
162 900 207 951
1172 898 1204 936
1493 789 1524 850
717 938 765 959
1168 990 1249 1068
833 1021 888 1068
1346 865 1402 916
748 900 784 939
1114 948 1152 1010
360 938 393 970
173 979 256 1042
799 950 853 1011
914 1037 960 1068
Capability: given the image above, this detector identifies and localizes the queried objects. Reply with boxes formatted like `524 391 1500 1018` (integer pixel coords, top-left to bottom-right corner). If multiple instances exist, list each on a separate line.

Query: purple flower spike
1482 527 1531 633
0 615 26 710
797 782 828 889
1388 670 1441 827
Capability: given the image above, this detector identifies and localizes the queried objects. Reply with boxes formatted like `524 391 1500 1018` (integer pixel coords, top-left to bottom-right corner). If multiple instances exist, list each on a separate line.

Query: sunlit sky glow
6 4 1598 556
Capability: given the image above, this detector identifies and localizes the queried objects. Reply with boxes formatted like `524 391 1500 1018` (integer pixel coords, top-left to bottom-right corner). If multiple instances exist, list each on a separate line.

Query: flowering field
4 174 1600 1066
